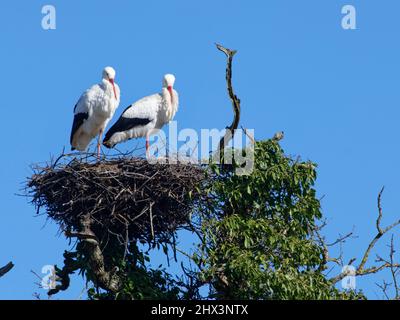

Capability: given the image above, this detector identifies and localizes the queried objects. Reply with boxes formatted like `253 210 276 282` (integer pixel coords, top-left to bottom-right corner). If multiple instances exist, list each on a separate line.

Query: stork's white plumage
103 74 178 156
70 67 120 157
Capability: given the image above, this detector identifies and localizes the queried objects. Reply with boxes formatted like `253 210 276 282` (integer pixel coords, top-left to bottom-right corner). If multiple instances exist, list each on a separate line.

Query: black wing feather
103 116 151 147
70 112 89 147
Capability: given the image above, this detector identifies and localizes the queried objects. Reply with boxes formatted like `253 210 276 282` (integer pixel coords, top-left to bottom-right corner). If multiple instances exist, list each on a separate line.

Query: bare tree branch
375 236 400 299
314 220 354 271
215 43 241 160
0 262 14 278
241 126 255 145
357 188 400 273
376 280 391 300
330 187 400 284
389 236 400 299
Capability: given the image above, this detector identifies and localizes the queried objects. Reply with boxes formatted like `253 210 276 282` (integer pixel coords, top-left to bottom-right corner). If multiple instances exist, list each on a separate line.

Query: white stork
70 66 120 158
103 74 178 157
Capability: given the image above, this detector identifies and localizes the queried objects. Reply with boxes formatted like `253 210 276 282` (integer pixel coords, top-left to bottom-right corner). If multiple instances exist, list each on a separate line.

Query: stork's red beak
109 79 117 100
167 86 173 104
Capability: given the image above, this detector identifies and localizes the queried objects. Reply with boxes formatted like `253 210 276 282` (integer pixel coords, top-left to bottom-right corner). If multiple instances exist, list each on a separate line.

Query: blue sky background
1 0 400 299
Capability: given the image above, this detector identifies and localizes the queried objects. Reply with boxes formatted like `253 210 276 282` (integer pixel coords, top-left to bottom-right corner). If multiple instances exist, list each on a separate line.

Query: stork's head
163 74 176 88
163 74 176 103
103 66 116 81
102 66 118 100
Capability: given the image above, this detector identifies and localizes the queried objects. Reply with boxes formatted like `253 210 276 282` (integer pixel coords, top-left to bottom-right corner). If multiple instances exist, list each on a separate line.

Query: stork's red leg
146 135 150 159
97 129 103 160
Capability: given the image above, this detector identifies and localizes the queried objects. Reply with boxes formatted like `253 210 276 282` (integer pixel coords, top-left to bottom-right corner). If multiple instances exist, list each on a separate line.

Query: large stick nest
27 154 206 245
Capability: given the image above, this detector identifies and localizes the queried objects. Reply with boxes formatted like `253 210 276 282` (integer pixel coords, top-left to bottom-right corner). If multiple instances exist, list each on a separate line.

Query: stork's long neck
162 87 178 121
102 79 118 101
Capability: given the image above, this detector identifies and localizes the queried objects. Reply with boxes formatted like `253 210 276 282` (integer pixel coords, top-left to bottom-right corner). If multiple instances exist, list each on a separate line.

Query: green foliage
194 139 363 299
81 138 366 300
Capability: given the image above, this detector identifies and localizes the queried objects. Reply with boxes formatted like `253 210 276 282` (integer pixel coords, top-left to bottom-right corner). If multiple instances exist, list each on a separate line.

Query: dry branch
0 262 14 278
330 187 400 284
389 236 400 298
215 43 241 160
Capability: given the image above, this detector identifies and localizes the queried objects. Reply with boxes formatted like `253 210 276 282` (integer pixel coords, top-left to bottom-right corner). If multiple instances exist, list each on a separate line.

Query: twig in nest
149 202 155 240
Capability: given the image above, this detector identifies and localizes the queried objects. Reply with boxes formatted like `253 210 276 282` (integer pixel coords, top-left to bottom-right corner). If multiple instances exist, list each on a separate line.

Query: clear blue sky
1 0 400 299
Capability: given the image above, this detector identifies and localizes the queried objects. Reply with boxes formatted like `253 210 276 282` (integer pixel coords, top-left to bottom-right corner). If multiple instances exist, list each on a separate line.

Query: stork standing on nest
70 66 120 158
103 74 178 157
